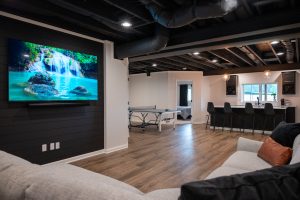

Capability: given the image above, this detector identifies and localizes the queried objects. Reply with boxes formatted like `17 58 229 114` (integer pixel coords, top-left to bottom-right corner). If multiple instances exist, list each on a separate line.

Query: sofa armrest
236 137 263 153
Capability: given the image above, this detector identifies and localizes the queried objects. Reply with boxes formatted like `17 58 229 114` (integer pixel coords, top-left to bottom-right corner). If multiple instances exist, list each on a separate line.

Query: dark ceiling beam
139 61 179 71
47 0 144 34
180 55 218 69
167 9 300 50
157 58 198 71
208 49 246 68
245 45 267 66
241 0 254 15
203 63 300 76
165 57 208 71
296 38 300 63
150 0 166 8
290 0 296 7
0 0 128 41
226 47 257 66
102 0 152 22
191 53 228 69
130 62 162 73
268 43 282 64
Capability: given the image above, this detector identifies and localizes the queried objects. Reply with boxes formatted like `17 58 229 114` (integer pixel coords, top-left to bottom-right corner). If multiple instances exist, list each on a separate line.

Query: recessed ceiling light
152 63 157 67
277 52 285 56
271 41 280 45
23 54 29 58
121 21 132 27
223 74 229 81
264 70 271 78
193 52 200 55
212 59 218 63
182 67 187 70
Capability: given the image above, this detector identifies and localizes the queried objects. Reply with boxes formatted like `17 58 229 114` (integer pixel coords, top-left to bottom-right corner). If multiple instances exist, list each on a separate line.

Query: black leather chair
206 102 216 131
263 103 276 134
223 102 234 132
243 103 255 134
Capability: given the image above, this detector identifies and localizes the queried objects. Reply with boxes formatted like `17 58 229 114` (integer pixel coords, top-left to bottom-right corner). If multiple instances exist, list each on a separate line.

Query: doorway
176 81 193 124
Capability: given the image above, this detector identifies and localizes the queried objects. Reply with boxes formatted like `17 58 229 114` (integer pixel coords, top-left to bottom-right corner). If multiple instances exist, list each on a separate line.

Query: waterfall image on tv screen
8 39 98 102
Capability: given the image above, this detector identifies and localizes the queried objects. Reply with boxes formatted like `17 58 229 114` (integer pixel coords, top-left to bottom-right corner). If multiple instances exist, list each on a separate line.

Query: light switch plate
50 143 55 151
42 144 47 152
55 142 60 149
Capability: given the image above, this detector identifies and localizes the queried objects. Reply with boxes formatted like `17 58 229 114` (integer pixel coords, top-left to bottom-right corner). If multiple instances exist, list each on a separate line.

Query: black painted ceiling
1 0 300 74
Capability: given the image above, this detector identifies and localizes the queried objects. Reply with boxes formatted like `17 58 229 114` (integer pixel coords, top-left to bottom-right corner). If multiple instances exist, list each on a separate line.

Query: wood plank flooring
72 124 267 193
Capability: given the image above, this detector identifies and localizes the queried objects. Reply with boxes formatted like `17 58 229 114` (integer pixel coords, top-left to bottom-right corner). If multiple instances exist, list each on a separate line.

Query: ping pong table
128 106 180 132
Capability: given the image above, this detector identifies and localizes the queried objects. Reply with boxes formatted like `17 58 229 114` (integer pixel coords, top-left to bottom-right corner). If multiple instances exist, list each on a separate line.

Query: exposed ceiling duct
282 40 295 63
139 0 238 28
115 0 238 59
115 24 169 59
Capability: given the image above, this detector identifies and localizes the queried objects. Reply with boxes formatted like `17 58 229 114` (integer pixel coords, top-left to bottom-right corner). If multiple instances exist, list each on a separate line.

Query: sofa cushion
180 163 300 200
0 151 40 200
145 188 180 200
0 150 31 172
271 121 300 148
291 147 300 164
25 167 151 200
205 166 250 180
258 137 293 166
293 134 300 154
223 151 271 171
42 163 143 194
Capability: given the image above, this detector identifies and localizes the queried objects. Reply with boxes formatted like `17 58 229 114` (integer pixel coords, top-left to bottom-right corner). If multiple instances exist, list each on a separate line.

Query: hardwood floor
72 124 267 193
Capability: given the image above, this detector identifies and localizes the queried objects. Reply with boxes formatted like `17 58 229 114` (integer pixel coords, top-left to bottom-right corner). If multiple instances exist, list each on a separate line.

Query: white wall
129 72 169 109
129 71 205 124
203 71 300 122
104 42 129 151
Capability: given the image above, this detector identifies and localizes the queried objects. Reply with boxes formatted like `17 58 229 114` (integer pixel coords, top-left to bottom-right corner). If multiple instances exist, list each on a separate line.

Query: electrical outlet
50 143 55 151
42 144 47 152
55 142 60 149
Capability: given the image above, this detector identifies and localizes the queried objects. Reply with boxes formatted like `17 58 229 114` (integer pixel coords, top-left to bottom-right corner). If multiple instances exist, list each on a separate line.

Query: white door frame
176 80 194 124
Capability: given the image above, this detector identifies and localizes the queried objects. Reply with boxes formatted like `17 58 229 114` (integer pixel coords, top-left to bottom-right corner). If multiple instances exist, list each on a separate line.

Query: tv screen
8 39 98 102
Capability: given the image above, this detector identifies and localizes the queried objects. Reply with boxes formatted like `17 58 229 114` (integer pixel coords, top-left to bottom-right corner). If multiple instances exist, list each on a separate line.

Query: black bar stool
223 102 233 132
206 102 216 131
243 103 255 134
263 103 275 135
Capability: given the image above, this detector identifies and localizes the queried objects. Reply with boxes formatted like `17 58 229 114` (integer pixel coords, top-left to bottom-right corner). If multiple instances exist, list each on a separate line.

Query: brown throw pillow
258 137 293 166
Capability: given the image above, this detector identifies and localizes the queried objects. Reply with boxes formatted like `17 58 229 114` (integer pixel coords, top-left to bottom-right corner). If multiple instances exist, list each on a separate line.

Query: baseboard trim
105 144 128 154
192 121 206 125
210 126 272 135
44 144 129 166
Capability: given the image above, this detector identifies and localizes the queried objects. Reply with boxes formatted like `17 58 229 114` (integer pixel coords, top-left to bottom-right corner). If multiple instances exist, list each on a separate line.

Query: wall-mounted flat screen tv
8 39 98 102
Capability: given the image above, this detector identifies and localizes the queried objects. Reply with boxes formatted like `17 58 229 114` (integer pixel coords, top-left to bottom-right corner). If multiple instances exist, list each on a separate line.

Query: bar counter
210 105 295 131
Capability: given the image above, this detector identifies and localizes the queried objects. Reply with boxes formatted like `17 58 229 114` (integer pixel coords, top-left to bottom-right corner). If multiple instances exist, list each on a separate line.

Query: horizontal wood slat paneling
0 16 104 164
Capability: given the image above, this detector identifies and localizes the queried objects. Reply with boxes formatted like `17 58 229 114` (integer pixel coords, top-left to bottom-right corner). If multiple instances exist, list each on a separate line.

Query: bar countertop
214 105 295 110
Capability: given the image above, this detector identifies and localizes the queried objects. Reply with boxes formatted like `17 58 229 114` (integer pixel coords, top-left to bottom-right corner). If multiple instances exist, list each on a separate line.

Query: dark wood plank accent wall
0 16 104 164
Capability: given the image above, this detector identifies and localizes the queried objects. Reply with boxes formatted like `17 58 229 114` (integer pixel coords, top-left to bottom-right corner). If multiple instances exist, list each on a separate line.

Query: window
187 88 192 102
242 83 278 102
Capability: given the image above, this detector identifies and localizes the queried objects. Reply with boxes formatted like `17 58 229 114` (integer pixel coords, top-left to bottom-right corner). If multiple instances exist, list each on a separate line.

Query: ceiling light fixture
193 52 200 55
271 41 280 45
212 59 218 63
152 63 157 67
182 67 187 70
121 21 132 27
264 70 271 78
223 74 229 81
276 52 285 56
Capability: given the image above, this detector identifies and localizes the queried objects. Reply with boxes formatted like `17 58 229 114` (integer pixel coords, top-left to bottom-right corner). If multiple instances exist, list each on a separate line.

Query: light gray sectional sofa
1 135 300 200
